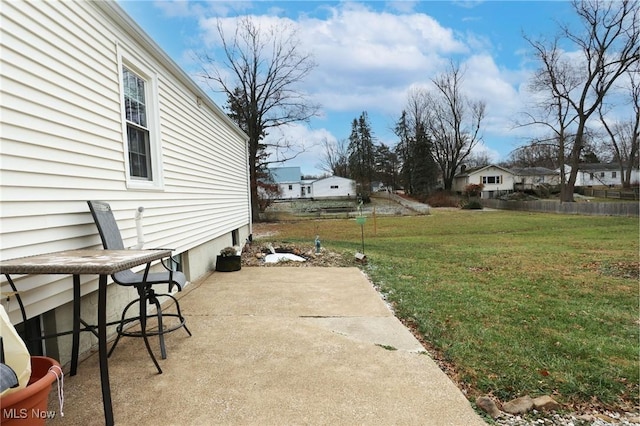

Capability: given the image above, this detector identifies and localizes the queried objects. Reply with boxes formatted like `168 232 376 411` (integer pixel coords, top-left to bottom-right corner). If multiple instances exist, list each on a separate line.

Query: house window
482 176 502 184
331 185 339 189
612 172 617 178
123 67 151 179
600 172 605 178
288 185 293 190
118 47 163 190
590 173 594 180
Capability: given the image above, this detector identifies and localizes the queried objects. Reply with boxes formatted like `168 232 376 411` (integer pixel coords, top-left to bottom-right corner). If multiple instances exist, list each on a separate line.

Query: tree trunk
562 164 578 202
248 144 262 221
622 165 631 189
561 124 587 202
250 176 261 222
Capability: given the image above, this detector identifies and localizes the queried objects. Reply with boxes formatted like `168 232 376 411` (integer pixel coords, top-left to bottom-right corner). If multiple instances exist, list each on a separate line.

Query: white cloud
197 3 468 108
263 123 337 176
185 1 543 171
464 54 521 115
300 5 467 66
472 142 501 163
385 1 419 14
452 0 485 9
152 0 194 17
154 1 254 18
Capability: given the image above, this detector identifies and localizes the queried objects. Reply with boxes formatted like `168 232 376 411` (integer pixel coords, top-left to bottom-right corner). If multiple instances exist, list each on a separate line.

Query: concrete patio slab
46 267 486 425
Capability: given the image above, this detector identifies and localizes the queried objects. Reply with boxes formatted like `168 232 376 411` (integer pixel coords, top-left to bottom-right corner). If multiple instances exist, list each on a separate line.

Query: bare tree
516 45 580 190
508 140 566 169
525 0 640 201
424 62 486 190
319 137 349 177
198 17 320 219
599 70 640 187
465 151 492 168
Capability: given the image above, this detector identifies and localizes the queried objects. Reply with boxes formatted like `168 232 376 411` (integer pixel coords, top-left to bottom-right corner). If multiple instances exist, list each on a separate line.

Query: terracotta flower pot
1 356 61 425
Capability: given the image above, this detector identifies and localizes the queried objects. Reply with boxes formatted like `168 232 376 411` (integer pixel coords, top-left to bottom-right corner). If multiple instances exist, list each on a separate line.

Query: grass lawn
254 209 639 411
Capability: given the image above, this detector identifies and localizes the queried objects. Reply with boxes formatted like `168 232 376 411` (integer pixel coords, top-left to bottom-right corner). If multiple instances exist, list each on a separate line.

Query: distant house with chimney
453 165 517 198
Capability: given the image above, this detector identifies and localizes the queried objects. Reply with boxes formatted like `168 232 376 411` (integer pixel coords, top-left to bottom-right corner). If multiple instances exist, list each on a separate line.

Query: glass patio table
0 248 172 426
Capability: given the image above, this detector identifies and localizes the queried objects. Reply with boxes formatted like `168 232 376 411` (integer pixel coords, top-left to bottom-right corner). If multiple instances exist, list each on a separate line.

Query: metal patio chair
87 200 191 374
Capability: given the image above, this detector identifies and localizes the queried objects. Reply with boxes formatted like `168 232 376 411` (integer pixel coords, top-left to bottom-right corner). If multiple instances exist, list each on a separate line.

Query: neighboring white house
0 1 250 363
269 167 356 199
312 176 356 198
565 163 640 187
453 163 638 198
453 165 517 198
270 167 303 198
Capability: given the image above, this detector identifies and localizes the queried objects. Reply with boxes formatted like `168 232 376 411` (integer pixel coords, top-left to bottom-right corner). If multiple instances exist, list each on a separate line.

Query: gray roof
511 167 557 176
577 163 622 172
455 164 514 177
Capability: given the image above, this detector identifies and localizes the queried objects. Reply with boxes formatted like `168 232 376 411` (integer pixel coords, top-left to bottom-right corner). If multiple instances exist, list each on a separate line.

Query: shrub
426 191 460 207
461 200 483 210
219 247 239 257
257 181 282 212
464 183 484 197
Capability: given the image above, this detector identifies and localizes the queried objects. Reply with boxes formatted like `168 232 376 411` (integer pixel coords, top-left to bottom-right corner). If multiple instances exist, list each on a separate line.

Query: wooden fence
480 199 639 217
580 188 639 200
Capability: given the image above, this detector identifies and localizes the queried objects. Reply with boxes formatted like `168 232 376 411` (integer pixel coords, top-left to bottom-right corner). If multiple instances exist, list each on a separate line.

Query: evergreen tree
347 112 375 196
373 143 398 189
394 111 438 197
394 111 413 192
410 121 439 196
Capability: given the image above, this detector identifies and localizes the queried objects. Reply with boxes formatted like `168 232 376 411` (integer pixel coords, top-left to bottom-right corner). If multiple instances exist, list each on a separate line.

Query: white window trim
482 175 502 185
117 43 164 190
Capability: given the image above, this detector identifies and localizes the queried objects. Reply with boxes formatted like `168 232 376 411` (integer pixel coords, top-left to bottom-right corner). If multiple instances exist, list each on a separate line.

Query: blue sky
119 1 578 176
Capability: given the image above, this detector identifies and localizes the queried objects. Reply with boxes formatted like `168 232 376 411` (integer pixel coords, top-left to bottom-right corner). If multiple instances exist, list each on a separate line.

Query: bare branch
523 0 639 200
421 61 486 190
196 16 320 217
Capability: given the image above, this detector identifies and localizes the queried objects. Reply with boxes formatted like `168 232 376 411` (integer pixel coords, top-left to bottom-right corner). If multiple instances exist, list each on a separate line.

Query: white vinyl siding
312 177 356 198
0 0 250 324
277 183 302 199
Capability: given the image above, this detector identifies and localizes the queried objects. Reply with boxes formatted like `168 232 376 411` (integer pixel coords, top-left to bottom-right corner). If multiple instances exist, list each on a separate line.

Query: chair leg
139 287 162 374
108 297 140 358
167 293 192 337
108 288 190 370
148 291 167 360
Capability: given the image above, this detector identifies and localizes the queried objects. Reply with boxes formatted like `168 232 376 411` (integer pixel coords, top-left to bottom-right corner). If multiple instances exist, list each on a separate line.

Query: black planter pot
216 255 241 272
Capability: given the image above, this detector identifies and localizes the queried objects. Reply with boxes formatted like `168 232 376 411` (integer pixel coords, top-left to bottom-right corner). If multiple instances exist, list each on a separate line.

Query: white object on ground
264 253 306 263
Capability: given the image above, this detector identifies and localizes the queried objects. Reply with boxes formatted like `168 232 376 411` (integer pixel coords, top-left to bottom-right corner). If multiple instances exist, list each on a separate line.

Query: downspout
132 206 145 249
